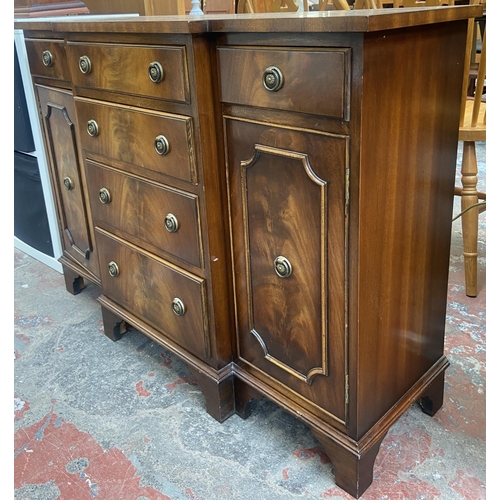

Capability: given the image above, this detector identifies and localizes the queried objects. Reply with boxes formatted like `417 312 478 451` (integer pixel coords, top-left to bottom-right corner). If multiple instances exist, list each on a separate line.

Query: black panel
14 151 54 257
14 44 35 154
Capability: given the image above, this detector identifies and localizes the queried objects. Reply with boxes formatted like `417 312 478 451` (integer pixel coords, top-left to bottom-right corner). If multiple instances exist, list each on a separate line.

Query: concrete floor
14 143 486 499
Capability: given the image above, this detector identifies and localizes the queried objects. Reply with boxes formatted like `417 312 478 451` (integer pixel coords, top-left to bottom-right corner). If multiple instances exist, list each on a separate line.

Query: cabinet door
226 118 349 423
36 85 99 279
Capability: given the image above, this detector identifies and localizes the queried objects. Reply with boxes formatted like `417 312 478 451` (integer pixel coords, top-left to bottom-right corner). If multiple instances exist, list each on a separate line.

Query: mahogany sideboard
15 6 481 497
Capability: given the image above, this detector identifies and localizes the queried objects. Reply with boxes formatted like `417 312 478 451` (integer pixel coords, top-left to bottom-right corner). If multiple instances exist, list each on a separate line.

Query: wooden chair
237 0 307 13
363 0 455 6
334 0 453 10
269 0 300 11
317 0 347 10
317 0 385 10
400 0 451 6
353 0 381 8
454 11 486 296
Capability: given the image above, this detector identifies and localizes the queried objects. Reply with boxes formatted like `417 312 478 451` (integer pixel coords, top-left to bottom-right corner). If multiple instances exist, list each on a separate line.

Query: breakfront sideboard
16 6 481 497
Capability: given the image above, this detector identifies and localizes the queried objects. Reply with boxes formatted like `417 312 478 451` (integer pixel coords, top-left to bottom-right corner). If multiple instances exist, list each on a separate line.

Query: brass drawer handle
274 256 292 278
87 119 99 137
99 187 111 204
154 135 169 156
42 50 53 67
263 66 284 92
172 297 186 316
79 55 92 74
108 261 119 277
63 177 74 191
164 213 179 233
148 61 164 83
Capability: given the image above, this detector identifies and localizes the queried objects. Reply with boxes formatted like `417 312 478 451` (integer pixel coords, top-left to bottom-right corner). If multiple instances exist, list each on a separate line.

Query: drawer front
67 42 188 102
86 160 203 269
25 38 70 81
76 100 196 184
96 229 210 360
218 47 350 119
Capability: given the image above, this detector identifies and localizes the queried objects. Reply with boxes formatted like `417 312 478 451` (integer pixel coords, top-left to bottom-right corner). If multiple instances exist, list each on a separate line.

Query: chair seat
458 98 486 141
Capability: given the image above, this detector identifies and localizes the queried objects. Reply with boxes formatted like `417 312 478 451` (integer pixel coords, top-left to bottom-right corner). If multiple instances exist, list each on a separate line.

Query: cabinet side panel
355 21 467 437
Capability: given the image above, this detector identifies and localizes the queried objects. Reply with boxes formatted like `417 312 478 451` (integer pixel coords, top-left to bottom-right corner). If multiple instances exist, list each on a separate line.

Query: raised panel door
36 84 99 279
226 117 349 423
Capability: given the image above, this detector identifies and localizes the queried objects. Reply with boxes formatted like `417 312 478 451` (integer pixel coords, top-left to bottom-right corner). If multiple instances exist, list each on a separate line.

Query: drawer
86 160 203 269
96 229 210 360
75 100 196 184
25 38 70 81
218 47 350 119
67 42 188 103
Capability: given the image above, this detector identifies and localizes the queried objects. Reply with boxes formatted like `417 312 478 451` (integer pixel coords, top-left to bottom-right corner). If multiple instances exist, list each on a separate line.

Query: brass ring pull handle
148 61 164 83
99 187 111 204
172 297 186 316
154 135 169 156
108 260 120 278
164 213 179 233
263 66 284 92
79 55 92 74
108 261 119 277
274 256 292 278
63 177 74 191
42 50 53 67
87 119 99 137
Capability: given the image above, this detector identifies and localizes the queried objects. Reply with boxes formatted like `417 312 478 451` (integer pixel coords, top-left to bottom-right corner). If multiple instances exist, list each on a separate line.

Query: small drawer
67 42 188 103
86 160 203 269
25 38 70 81
76 99 196 184
218 47 350 119
95 229 210 360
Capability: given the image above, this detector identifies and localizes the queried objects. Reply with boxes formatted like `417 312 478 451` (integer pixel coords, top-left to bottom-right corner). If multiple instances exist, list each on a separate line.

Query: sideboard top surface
14 5 482 34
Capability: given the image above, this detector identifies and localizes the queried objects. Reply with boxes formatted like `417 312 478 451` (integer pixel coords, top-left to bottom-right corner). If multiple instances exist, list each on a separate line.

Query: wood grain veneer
75 100 197 184
17 7 481 497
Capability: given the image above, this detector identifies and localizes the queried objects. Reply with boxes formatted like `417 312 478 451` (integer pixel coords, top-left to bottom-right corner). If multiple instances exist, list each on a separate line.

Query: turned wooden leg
62 265 85 295
312 429 387 499
234 377 264 419
193 371 235 423
419 371 445 417
460 141 479 297
101 306 127 342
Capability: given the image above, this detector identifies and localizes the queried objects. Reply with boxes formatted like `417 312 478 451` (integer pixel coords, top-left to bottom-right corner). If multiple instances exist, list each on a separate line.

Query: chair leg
460 141 479 297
